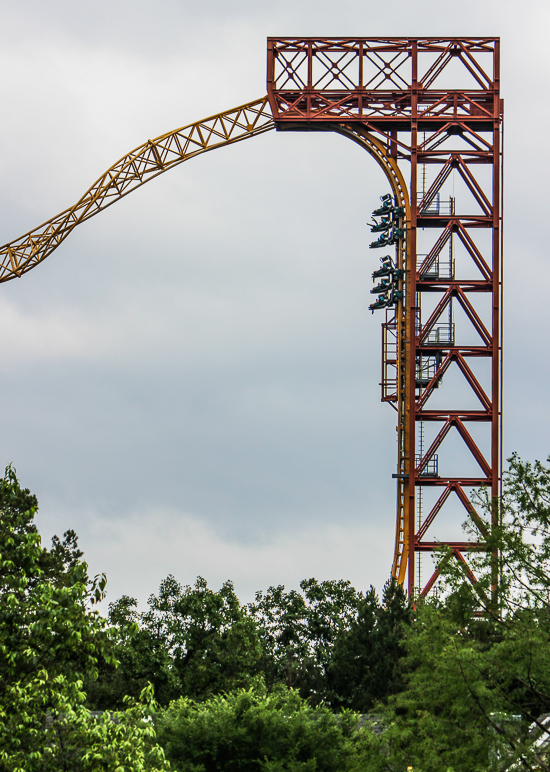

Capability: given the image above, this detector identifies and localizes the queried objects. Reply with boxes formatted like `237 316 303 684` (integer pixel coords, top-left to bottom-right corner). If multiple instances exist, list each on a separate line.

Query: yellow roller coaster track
333 126 411 584
0 98 274 282
0 96 411 582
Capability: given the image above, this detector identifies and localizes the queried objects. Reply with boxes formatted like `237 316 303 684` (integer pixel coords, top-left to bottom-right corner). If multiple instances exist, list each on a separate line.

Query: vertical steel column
408 41 419 595
410 41 502 595
491 40 502 599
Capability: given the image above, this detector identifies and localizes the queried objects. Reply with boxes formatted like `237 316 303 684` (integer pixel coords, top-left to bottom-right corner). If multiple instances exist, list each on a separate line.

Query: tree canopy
0 465 168 771
5 453 550 771
371 454 550 772
154 681 372 772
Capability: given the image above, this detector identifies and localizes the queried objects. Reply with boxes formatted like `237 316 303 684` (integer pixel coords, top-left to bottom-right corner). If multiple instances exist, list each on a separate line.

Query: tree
92 575 264 708
248 578 363 704
328 579 411 712
94 577 369 710
86 593 180 709
0 466 168 771
371 454 550 772
154 680 373 772
145 575 262 700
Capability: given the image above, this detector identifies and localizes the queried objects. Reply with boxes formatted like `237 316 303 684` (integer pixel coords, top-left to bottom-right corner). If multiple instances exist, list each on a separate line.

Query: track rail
0 97 273 282
0 94 412 584
333 126 411 584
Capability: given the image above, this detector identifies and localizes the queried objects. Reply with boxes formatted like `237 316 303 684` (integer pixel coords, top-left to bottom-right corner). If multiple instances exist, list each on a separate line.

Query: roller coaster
0 38 502 595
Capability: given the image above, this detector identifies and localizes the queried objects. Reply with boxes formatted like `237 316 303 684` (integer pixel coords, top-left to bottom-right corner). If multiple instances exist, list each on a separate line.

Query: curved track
0 97 411 581
333 126 411 584
0 98 273 282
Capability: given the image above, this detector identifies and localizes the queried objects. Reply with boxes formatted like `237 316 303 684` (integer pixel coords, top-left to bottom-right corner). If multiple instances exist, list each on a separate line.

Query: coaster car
372 265 392 279
369 233 392 249
369 216 392 233
371 279 391 294
371 225 405 248
372 194 393 216
368 293 390 312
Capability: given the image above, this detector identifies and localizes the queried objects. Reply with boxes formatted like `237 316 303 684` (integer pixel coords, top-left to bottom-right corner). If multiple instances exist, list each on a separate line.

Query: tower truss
267 37 503 594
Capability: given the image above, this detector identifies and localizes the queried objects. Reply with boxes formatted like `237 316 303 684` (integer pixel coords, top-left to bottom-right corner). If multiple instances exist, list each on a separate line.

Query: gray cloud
0 0 546 604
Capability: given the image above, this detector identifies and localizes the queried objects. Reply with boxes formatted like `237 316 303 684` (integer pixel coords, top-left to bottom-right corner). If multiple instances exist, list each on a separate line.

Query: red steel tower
267 38 503 594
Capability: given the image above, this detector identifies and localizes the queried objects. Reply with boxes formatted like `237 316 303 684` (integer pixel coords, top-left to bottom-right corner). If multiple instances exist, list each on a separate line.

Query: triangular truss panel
417 156 493 219
416 229 491 286
416 419 491 481
416 353 492 415
418 46 494 91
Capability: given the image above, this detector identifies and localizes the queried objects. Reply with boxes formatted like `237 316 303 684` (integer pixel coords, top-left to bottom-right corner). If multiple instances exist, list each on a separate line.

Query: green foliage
1 678 169 772
145 575 262 700
86 593 179 709
328 579 411 712
0 464 111 698
95 575 407 713
372 454 550 772
154 681 374 772
92 575 263 708
247 579 363 703
0 466 168 771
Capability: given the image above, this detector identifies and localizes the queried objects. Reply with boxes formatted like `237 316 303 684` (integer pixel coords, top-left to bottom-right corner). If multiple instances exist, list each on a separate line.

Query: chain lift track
0 38 502 594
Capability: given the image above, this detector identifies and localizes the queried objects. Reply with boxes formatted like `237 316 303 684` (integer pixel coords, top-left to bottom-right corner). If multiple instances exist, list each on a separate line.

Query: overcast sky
0 0 546 608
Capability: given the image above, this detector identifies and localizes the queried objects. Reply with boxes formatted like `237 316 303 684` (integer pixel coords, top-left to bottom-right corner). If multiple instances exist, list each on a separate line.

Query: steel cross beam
267 37 503 595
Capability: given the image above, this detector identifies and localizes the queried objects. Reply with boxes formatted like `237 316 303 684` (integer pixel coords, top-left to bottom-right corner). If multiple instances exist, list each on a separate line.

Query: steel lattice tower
267 37 503 594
